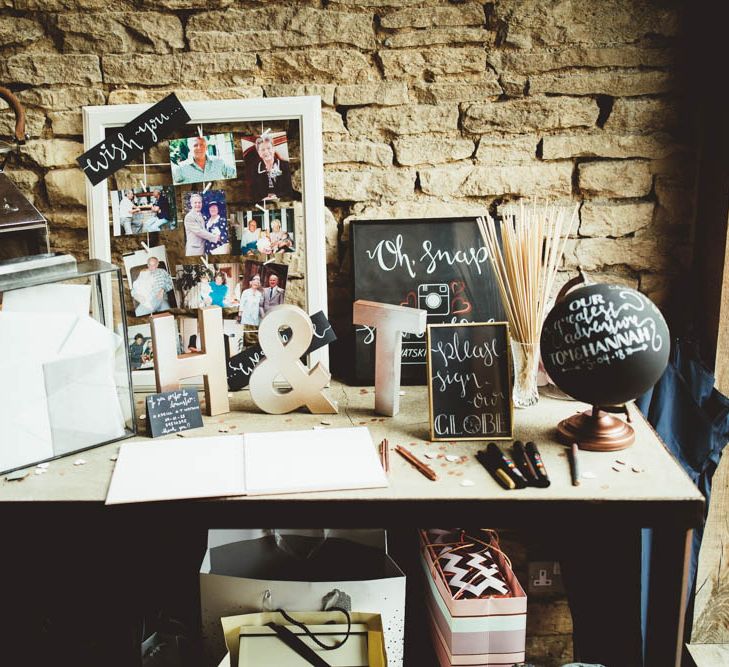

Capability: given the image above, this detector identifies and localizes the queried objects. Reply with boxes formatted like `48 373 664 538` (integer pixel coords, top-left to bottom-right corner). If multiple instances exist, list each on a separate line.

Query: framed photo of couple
82 97 329 390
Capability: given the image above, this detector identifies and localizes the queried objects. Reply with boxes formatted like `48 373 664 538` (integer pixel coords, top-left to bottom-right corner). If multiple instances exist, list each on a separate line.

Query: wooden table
0 383 704 667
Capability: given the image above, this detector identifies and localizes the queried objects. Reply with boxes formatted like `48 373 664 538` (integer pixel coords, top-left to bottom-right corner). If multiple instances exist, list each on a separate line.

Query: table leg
645 527 692 667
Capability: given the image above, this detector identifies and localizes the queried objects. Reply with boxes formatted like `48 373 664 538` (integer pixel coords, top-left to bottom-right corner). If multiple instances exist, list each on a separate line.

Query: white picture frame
82 96 329 391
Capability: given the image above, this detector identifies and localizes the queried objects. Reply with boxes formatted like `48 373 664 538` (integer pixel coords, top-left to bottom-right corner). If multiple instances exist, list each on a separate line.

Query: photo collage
111 123 302 373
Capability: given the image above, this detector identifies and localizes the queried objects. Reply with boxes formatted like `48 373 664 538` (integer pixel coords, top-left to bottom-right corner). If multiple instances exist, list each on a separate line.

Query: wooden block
150 307 229 417
353 300 426 417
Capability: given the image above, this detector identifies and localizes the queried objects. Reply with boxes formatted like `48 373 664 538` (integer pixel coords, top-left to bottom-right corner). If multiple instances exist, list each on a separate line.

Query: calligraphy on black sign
351 218 505 385
426 322 513 441
227 310 336 391
146 388 204 438
78 93 191 186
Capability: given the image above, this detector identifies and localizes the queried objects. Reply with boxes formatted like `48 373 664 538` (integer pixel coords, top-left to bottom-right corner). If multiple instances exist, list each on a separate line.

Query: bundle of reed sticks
477 201 578 346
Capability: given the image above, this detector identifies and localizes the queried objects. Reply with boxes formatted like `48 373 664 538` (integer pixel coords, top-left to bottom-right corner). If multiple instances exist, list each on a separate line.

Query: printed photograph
170 133 237 186
236 260 289 329
183 189 230 256
123 245 177 317
181 316 245 358
110 185 177 236
127 324 154 371
233 207 295 256
241 131 293 202
176 263 241 311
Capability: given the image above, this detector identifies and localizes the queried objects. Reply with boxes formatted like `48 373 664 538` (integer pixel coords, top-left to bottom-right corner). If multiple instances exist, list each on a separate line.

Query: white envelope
0 312 127 471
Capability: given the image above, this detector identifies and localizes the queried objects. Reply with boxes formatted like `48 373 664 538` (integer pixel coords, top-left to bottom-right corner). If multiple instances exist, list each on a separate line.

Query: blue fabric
636 339 729 655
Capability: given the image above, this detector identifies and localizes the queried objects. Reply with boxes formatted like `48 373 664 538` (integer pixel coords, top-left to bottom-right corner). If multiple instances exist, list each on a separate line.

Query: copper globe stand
556 405 635 452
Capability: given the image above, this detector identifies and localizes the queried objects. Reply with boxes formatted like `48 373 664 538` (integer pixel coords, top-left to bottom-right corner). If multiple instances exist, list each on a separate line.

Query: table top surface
0 382 703 516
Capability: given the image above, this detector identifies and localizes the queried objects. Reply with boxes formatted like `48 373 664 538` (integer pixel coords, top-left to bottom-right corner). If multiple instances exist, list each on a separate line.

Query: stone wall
0 2 694 664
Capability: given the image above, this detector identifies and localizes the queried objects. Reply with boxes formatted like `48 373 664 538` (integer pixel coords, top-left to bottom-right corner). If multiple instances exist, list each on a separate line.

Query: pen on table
512 441 539 486
395 444 438 481
486 442 528 489
569 442 580 486
379 438 390 474
525 441 551 488
476 450 516 490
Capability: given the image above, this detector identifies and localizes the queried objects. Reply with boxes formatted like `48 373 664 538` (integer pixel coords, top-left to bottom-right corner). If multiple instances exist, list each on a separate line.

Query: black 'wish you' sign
78 93 190 185
426 322 513 441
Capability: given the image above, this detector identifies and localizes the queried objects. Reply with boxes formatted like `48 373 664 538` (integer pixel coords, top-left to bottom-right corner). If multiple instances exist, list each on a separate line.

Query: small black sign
426 322 512 441
227 311 336 391
145 389 204 438
78 93 191 186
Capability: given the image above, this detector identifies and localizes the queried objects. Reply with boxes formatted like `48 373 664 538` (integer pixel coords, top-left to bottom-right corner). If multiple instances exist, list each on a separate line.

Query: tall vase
511 340 540 408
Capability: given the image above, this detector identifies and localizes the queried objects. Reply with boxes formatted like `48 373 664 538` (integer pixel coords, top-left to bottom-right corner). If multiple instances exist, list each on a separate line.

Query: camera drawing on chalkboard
418 283 450 317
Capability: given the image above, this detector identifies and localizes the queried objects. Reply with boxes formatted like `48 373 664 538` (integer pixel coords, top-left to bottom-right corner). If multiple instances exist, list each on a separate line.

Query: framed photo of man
83 96 329 387
122 244 177 317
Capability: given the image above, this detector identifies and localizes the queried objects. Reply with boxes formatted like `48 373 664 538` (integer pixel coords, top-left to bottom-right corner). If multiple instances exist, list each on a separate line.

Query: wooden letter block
150 307 229 416
353 300 426 416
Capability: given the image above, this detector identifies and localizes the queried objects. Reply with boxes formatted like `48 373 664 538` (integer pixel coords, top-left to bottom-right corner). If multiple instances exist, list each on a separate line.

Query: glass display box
0 255 136 474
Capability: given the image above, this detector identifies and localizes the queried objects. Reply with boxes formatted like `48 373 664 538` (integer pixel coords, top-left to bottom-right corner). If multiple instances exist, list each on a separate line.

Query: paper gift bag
217 610 387 667
419 529 526 665
200 530 405 667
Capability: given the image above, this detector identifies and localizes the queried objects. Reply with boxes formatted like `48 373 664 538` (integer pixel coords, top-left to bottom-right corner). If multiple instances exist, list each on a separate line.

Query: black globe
540 284 670 406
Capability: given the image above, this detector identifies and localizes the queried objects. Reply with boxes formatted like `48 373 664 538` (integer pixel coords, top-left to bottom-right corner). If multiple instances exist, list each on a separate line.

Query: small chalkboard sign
77 93 190 185
426 322 513 441
145 388 204 438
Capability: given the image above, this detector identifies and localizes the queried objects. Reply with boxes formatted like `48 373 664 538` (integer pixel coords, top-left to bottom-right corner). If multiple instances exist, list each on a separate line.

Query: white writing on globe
547 290 664 372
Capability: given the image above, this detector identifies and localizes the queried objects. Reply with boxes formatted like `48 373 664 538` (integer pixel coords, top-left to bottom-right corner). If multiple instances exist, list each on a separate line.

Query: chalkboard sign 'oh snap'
146 389 204 438
78 93 191 186
426 322 513 441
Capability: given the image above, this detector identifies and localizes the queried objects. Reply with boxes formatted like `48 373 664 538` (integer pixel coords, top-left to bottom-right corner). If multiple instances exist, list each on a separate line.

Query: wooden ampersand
353 300 427 416
249 305 337 415
150 306 229 416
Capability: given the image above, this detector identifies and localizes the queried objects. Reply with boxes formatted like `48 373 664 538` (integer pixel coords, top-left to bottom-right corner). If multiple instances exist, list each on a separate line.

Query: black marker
476 450 516 490
512 441 539 486
526 441 551 488
485 443 528 489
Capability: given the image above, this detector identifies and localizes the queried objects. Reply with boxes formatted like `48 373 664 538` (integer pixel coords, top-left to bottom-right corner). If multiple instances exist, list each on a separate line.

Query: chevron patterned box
419 530 527 665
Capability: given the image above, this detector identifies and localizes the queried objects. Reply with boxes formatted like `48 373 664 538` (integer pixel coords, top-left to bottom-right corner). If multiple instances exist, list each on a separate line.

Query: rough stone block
380 2 484 28
2 55 102 86
48 111 83 136
107 87 263 104
322 109 348 135
394 136 474 165
260 49 376 83
45 168 87 207
334 83 409 106
379 47 485 80
0 107 45 138
418 165 473 196
475 135 539 164
488 46 673 74
348 196 487 221
21 139 84 168
654 174 693 226
0 16 44 47
188 7 375 50
265 84 335 105
461 163 574 197
578 160 653 198
464 97 598 133
385 27 493 49
58 12 184 54
604 98 679 132
347 104 459 140
325 167 415 201
410 78 502 104
542 133 675 160
529 69 673 97
18 87 105 111
579 200 654 237
571 236 667 271
103 55 178 85
324 140 393 167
